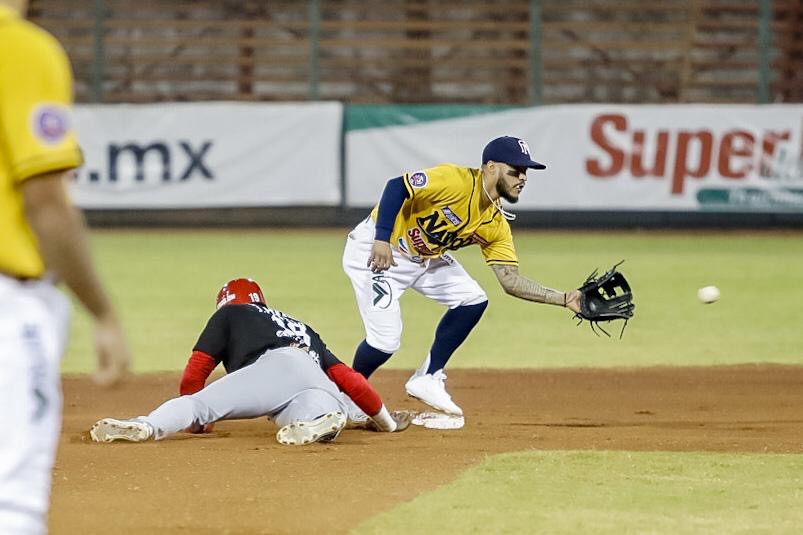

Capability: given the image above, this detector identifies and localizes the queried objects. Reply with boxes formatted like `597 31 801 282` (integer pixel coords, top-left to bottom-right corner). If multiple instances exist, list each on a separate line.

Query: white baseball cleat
405 370 463 416
276 411 346 446
90 417 154 443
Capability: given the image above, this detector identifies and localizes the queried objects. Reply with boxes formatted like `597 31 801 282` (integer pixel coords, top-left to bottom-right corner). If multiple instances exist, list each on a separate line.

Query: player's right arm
22 172 132 385
318 345 404 432
368 176 408 272
6 21 130 386
326 361 405 432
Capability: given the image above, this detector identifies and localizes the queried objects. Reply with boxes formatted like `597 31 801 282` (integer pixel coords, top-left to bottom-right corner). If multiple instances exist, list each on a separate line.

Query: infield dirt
51 365 803 534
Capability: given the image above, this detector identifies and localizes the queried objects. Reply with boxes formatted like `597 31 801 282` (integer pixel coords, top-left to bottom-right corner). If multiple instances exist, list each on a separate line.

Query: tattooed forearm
491 265 566 306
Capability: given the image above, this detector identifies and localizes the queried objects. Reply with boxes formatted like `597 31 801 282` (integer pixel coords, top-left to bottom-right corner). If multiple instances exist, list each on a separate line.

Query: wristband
370 405 397 432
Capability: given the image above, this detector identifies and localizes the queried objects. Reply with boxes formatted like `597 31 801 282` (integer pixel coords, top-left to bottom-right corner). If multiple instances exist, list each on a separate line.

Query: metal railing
28 0 801 105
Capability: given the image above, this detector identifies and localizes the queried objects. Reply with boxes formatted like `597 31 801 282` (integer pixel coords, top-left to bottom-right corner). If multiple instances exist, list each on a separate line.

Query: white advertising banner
346 104 803 211
71 102 343 208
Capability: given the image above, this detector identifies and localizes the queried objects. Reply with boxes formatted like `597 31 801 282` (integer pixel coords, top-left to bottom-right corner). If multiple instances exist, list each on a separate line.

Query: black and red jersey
193 303 341 373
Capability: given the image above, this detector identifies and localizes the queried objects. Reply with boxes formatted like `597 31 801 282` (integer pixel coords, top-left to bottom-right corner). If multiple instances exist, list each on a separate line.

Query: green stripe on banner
344 104 517 132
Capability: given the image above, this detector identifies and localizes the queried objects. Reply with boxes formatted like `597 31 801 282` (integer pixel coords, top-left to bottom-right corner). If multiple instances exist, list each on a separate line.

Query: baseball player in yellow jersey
1 1 131 532
343 136 582 417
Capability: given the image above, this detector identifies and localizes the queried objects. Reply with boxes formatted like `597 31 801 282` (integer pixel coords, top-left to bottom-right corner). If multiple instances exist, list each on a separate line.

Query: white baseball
697 285 720 304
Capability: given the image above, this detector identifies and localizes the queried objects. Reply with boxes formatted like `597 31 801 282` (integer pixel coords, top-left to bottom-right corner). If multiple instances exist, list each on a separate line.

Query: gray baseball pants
143 347 348 439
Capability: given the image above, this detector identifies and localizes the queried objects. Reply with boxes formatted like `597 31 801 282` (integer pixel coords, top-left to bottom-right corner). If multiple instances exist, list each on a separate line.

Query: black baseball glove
574 261 635 338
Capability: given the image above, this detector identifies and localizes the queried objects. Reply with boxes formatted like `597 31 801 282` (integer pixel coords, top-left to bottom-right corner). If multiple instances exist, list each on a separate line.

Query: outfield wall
71 103 803 228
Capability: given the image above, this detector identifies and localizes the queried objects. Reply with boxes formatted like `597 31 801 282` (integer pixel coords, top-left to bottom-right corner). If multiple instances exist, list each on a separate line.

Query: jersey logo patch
372 275 392 309
407 172 428 188
31 105 70 145
441 207 462 226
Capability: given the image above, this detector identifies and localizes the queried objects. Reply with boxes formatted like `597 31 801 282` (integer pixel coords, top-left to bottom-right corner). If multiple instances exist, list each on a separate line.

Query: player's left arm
179 350 217 395
178 313 225 432
491 264 581 312
178 350 218 433
12 32 129 386
479 220 581 312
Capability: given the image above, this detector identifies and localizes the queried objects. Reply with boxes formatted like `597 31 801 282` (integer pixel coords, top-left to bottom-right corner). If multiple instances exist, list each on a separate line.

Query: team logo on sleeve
407 172 428 188
441 207 463 226
31 105 71 145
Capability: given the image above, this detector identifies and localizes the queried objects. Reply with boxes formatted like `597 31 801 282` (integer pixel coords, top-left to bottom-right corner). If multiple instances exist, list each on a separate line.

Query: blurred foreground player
1 1 131 533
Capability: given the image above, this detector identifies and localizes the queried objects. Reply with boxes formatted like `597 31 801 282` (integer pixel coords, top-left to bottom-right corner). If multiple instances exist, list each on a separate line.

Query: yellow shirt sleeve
475 215 519 266
403 164 464 206
0 13 83 278
0 18 83 183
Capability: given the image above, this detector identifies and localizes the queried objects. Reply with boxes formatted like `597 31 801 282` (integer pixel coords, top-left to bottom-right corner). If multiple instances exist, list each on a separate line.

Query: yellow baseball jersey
0 6 82 278
370 163 518 266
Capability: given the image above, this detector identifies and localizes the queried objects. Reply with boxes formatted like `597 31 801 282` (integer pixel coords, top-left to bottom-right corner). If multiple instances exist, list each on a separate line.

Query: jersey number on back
268 310 312 348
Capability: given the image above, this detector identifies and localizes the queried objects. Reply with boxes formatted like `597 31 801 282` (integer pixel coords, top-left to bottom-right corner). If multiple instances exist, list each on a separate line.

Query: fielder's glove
575 261 635 338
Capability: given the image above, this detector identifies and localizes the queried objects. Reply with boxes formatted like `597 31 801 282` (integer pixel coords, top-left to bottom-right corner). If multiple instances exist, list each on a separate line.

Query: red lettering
407 228 435 256
585 116 792 195
760 130 791 176
586 114 625 177
471 233 489 246
718 131 754 179
631 131 668 178
672 131 713 194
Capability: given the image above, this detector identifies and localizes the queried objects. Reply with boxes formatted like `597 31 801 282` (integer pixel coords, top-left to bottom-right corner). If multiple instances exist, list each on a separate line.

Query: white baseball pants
0 275 70 535
342 217 487 354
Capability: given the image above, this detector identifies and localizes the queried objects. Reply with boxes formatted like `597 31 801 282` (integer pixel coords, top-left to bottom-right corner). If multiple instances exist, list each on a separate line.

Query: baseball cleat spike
276 412 346 446
90 418 154 443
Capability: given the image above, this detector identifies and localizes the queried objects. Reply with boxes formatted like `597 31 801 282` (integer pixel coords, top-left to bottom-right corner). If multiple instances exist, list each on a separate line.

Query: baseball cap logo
481 135 546 170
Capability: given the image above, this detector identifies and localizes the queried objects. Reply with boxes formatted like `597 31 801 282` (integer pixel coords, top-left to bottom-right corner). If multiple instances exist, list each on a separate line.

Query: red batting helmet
215 278 265 309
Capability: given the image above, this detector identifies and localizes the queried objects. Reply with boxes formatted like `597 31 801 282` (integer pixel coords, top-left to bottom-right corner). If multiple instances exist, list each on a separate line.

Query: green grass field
64 229 803 373
63 228 803 534
354 450 803 534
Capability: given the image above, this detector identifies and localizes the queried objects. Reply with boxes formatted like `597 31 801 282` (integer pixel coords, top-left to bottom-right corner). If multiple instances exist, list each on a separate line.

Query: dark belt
0 271 41 282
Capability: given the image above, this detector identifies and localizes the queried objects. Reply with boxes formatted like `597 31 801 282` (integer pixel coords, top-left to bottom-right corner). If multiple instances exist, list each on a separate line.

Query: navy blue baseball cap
482 136 546 170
